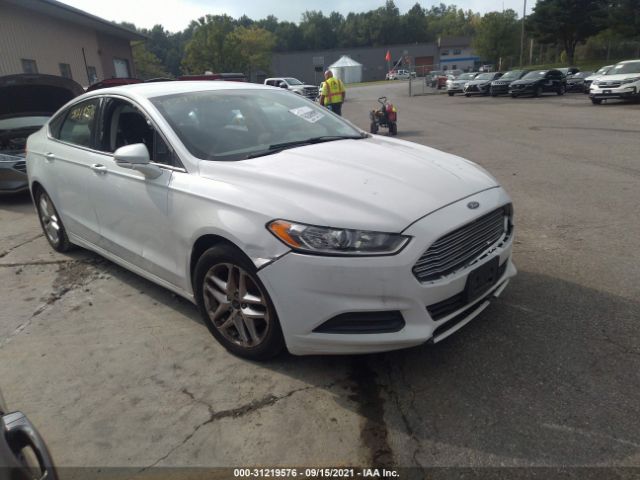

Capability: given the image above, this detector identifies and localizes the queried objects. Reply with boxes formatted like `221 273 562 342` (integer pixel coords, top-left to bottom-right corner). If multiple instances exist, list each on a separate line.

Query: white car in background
26 81 516 359
590 59 640 104
387 69 416 80
583 65 613 93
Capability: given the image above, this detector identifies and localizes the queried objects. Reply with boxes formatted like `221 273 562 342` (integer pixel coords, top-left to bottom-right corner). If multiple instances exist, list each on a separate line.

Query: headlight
267 220 410 256
621 77 640 84
592 80 600 85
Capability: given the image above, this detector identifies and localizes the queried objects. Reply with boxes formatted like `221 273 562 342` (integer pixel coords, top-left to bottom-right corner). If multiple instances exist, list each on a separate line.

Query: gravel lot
1 81 639 473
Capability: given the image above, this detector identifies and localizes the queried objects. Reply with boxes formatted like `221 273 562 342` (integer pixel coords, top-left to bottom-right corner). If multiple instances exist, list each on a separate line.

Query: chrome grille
598 81 621 88
413 206 510 282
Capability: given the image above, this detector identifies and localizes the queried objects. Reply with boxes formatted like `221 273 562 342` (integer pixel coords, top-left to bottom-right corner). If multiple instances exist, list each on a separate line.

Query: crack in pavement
0 259 77 268
0 234 44 258
141 382 336 470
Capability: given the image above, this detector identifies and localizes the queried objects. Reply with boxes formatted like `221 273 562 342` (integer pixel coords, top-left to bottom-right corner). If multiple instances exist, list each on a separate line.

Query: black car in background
509 69 566 97
0 389 58 480
490 70 530 96
0 74 83 194
565 71 594 92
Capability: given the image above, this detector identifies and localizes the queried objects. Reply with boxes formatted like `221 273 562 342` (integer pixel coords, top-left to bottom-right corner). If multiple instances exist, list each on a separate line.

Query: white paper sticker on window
289 106 324 123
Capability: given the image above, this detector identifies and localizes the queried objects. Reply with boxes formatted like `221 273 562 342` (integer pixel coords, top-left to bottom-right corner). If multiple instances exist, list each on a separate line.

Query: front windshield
0 116 49 131
284 78 303 85
458 73 476 80
522 70 547 79
606 62 640 75
501 70 524 80
151 89 362 161
475 73 493 80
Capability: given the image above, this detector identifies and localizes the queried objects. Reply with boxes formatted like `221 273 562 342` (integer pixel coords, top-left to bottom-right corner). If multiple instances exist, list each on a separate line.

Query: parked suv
463 72 503 96
490 70 529 96
589 59 640 104
509 69 566 97
264 77 319 100
447 72 479 96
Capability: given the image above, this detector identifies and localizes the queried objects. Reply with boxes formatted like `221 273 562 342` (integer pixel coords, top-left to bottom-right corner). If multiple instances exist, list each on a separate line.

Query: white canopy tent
329 55 363 84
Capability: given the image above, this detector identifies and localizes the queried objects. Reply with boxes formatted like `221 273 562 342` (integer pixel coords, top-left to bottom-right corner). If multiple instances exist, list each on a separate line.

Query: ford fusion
26 82 516 359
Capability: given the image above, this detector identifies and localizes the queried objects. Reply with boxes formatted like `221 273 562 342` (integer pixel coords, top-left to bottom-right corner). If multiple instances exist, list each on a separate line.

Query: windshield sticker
289 106 324 123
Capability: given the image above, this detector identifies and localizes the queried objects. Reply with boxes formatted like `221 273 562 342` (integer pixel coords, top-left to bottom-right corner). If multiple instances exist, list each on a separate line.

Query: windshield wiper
247 134 365 159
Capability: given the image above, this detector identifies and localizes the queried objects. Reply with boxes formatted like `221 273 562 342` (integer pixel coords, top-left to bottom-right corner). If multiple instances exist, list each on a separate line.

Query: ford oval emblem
467 201 480 209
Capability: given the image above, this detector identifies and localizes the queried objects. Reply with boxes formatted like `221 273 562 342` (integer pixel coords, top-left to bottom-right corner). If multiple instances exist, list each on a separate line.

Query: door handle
2 411 59 480
44 152 56 162
91 164 108 174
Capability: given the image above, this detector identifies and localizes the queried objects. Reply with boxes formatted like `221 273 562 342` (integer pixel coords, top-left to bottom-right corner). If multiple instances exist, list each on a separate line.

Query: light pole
519 0 527 67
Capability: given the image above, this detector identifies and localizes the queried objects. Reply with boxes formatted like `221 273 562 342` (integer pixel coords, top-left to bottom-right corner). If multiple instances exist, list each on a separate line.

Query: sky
59 0 536 33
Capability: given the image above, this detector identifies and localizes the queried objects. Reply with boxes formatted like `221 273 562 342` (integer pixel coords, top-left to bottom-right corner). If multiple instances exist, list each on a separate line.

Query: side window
56 99 99 148
99 98 180 167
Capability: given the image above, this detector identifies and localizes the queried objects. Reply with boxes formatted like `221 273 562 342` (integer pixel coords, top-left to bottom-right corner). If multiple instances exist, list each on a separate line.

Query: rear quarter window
54 99 100 148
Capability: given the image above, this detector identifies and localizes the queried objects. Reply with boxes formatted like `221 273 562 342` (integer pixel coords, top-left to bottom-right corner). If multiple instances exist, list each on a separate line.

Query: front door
90 97 182 286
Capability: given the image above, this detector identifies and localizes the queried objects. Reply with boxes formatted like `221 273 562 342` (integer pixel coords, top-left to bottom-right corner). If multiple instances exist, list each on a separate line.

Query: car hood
466 79 492 85
597 73 640 81
0 74 84 117
198 136 499 232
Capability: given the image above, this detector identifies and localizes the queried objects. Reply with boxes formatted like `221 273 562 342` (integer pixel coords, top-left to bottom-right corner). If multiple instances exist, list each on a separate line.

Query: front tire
591 97 603 104
557 85 565 95
194 245 285 360
448 91 454 96
35 189 73 252
534 85 543 97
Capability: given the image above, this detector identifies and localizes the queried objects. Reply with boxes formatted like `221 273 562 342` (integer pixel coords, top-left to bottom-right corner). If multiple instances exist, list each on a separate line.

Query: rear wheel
465 92 471 97
35 189 73 252
194 245 285 360
591 97 603 105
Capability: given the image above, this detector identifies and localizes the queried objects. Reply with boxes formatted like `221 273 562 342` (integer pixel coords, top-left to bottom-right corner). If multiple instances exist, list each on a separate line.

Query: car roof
81 80 272 100
617 59 640 64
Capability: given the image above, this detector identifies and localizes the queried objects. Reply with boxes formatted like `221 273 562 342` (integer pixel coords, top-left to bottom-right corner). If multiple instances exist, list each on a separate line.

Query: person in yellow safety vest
319 70 346 116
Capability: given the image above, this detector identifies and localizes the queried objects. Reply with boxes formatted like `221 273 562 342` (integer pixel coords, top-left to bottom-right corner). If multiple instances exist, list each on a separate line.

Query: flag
385 50 391 62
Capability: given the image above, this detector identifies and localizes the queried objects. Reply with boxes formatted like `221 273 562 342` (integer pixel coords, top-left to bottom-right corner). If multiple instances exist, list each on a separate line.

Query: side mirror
114 143 162 179
278 82 288 89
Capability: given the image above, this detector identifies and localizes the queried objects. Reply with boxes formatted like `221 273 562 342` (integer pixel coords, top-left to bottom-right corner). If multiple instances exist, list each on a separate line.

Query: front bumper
259 188 516 355
566 82 584 92
0 154 28 194
590 85 638 100
490 83 510 94
447 85 465 93
509 83 535 95
464 83 490 95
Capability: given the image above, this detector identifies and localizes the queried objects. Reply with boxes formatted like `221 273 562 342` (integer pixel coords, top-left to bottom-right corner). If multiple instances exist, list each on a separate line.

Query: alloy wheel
202 263 271 348
38 193 60 245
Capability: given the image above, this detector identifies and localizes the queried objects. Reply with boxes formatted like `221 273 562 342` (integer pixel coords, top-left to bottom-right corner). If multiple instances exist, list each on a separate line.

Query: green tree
527 0 607 65
131 41 171 79
473 10 520 67
182 15 236 74
608 0 640 40
402 3 433 43
224 26 277 77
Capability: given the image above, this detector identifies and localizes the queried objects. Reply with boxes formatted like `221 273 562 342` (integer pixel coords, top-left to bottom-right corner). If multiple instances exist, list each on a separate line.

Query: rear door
45 98 103 244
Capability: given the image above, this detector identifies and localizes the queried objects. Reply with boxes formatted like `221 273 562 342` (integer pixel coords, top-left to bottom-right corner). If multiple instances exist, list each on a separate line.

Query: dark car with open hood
509 69 566 98
0 74 83 194
0 389 58 480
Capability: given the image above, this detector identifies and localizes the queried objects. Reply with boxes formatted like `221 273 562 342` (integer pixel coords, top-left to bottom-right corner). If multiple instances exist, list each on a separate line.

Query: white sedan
26 81 516 359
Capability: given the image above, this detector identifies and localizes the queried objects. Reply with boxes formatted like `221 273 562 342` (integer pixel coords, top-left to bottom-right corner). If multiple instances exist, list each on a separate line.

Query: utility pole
519 0 527 67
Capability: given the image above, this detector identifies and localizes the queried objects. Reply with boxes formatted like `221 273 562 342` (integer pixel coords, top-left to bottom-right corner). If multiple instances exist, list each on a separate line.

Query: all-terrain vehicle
369 97 397 135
